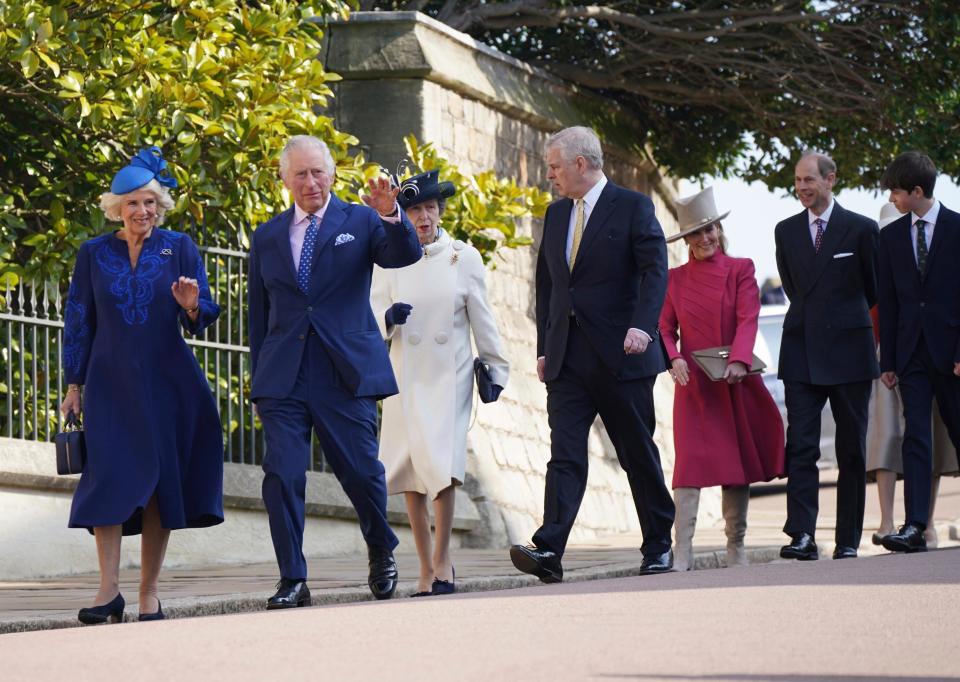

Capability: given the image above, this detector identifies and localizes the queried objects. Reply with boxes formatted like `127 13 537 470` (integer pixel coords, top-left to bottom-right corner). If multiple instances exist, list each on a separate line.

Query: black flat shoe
409 590 433 598
78 593 125 625
639 550 674 575
266 578 312 609
881 523 927 553
138 600 165 622
510 544 563 584
431 567 456 595
780 532 819 560
368 546 399 600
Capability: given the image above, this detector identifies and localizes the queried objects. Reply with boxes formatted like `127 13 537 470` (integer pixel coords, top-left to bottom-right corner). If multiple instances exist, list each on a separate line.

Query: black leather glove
385 302 413 326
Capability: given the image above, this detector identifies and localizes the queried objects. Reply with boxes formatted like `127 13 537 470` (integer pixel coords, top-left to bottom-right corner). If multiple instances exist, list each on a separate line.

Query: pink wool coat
660 252 785 488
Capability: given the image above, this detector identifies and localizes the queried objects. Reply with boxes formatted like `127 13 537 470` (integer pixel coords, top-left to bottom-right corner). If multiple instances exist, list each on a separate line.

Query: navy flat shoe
431 567 456 595
138 600 165 622
78 593 125 625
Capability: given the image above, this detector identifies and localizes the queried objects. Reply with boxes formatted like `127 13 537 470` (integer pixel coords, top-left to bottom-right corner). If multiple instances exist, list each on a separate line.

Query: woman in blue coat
59 147 223 624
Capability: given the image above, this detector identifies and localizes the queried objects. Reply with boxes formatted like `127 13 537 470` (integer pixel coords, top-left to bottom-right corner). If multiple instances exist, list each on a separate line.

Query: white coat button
408 333 422 345
435 332 449 344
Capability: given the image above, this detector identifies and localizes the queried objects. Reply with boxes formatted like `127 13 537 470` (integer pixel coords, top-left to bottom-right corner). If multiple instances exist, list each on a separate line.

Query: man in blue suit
248 135 421 606
509 126 675 582
878 151 960 553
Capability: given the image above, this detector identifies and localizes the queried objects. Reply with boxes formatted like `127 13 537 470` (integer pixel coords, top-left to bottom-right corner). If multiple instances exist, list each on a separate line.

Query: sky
678 174 960 285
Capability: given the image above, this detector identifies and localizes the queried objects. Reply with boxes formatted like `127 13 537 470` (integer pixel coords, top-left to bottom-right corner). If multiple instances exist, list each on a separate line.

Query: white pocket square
334 233 355 246
833 252 854 259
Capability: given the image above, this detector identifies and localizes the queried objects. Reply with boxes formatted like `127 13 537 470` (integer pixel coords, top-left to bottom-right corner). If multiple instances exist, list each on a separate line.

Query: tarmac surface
1 548 957 681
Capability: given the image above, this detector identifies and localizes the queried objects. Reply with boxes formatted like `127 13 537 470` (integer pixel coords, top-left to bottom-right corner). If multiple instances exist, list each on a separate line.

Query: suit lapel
270 206 298 286
311 194 348 269
786 211 816 292
922 204 957 281
550 198 573 277
571 182 617 275
891 216 921 292
802 203 851 294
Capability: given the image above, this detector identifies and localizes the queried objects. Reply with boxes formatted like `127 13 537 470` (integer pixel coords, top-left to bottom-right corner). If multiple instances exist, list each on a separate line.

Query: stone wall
323 12 718 549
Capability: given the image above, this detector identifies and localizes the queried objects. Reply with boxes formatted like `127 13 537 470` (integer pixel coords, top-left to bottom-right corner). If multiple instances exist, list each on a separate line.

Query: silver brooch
160 248 173 256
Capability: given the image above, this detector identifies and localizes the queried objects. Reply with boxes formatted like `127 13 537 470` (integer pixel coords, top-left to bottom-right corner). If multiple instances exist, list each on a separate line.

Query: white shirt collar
912 199 940 227
808 198 835 226
579 175 607 209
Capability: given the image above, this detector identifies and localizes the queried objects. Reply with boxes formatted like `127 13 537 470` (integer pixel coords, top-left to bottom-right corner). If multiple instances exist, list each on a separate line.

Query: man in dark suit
878 151 960 553
509 126 675 582
248 135 421 607
775 151 880 561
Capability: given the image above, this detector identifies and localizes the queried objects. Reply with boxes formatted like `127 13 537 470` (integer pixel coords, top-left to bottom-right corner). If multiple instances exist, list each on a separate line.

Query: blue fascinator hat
110 146 178 195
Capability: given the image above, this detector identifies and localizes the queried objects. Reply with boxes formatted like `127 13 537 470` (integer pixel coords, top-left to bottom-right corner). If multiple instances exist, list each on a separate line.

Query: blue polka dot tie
297 214 319 294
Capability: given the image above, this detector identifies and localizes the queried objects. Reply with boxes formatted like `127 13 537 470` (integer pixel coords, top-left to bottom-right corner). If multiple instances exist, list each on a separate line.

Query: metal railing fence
0 222 328 472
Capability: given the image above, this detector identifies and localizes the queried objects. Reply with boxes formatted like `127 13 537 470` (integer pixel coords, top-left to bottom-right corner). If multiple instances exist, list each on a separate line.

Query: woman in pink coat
660 187 785 570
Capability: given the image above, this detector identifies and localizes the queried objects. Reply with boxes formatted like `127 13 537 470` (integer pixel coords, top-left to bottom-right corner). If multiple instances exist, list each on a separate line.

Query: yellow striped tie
569 198 585 271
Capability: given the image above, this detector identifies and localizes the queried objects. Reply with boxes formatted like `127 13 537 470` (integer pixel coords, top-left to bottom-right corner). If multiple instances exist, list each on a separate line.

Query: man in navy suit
878 151 960 553
248 135 421 606
775 151 880 561
509 126 675 582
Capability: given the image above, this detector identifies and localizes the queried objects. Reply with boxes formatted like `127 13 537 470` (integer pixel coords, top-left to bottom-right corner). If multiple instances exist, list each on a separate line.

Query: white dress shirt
807 199 835 246
910 199 940 265
565 175 608 264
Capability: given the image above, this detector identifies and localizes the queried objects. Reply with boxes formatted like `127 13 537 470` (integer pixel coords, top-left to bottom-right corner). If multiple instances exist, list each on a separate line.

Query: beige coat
371 229 509 499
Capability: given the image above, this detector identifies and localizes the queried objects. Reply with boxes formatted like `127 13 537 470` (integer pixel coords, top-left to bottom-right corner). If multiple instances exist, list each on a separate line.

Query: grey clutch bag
690 346 766 382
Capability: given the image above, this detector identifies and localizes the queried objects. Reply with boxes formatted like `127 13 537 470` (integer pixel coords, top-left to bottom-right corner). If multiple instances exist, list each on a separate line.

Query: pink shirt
289 197 401 272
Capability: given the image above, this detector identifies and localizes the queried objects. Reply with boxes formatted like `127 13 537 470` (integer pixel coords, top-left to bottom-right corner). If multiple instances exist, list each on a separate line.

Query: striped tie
297 214 319 294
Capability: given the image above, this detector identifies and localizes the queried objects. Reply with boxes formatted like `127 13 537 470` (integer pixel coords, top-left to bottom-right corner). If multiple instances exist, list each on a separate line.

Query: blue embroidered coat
63 229 224 535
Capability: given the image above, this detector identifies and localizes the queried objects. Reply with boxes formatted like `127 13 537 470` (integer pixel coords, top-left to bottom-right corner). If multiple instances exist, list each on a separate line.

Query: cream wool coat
371 229 509 499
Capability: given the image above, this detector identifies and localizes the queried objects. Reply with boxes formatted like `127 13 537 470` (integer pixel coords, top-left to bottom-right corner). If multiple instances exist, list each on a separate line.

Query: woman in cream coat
371 170 509 596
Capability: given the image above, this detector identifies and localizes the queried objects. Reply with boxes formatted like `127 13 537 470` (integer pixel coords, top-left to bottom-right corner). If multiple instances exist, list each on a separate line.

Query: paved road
2 548 957 681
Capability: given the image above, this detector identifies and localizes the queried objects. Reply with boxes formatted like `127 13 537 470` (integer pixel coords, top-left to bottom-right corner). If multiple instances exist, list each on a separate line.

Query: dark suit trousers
258 332 398 580
533 323 675 557
898 335 960 527
783 379 871 547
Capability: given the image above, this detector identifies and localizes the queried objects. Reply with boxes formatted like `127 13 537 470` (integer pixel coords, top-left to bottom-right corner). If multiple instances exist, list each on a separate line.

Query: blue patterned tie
297 214 319 294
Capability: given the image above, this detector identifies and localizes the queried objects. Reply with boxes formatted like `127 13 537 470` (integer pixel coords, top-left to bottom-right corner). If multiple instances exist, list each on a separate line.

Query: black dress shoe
138 600 165 622
832 545 857 560
267 578 311 609
881 523 927 553
78 593 125 625
431 567 456 595
780 533 819 560
368 546 398 600
510 544 563 583
639 549 673 575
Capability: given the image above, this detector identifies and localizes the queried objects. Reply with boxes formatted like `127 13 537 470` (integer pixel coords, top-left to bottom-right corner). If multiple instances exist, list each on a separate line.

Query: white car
755 304 838 468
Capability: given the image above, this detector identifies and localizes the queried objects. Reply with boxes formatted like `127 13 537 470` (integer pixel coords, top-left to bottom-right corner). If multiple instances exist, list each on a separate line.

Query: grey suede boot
722 485 750 567
672 487 700 571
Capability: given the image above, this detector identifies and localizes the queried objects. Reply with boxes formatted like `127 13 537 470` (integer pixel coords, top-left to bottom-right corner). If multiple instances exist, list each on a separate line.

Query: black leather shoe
266 578 311 609
368 546 398 600
431 567 456 595
510 544 563 583
138 600 165 622
78 592 125 625
832 545 858 560
639 549 674 575
881 523 927 553
780 533 819 560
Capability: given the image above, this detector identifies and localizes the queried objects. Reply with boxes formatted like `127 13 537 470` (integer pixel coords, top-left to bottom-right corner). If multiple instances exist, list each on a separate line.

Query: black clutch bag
473 357 502 404
55 410 86 475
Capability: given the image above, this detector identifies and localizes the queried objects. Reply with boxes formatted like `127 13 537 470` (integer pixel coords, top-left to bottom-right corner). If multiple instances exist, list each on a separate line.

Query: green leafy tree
398 135 550 264
0 0 364 286
363 1 960 191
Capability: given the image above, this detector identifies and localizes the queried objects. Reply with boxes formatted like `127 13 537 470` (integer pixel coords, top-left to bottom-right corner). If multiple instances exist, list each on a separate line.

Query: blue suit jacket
535 181 668 382
248 194 421 400
879 204 960 375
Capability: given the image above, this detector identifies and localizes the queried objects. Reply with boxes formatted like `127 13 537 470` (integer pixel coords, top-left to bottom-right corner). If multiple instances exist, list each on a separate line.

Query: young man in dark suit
509 126 675 581
248 135 421 607
775 152 880 561
878 151 960 552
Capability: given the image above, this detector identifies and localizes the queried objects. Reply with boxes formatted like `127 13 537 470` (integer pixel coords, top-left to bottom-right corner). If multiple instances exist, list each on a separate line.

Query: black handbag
55 410 86 475
473 357 502 404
